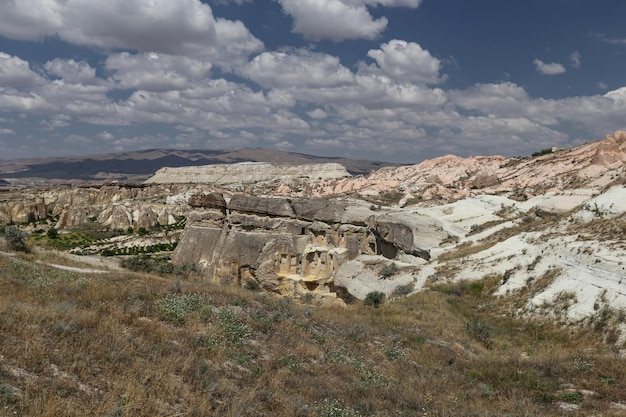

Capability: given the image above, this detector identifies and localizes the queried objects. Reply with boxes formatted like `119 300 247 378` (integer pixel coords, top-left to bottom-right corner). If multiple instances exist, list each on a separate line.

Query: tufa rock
146 162 351 185
613 130 626 145
591 136 625 166
472 167 499 189
188 192 226 209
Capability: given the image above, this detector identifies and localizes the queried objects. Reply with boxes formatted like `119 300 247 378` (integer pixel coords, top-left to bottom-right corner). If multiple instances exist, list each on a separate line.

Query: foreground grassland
0 253 625 416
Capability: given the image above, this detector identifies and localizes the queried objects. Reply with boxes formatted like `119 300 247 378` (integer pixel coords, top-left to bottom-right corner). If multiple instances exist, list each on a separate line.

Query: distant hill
0 148 398 184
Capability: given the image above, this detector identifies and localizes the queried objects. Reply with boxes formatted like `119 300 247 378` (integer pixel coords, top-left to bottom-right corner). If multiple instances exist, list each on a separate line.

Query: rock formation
172 194 447 301
146 162 351 185
472 167 499 189
591 136 626 166
0 192 46 224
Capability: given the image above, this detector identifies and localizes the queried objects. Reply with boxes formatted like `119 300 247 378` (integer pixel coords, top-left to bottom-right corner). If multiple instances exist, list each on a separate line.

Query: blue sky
0 0 625 163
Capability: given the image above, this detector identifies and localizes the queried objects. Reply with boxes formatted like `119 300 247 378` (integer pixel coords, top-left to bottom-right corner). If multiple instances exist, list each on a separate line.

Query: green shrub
120 255 153 273
218 309 252 346
2 225 29 252
281 354 301 373
531 148 553 157
156 293 205 325
363 291 386 308
384 344 407 361
379 262 398 279
0 384 17 406
561 391 583 405
465 317 493 348
392 283 414 297
46 227 58 239
119 255 194 277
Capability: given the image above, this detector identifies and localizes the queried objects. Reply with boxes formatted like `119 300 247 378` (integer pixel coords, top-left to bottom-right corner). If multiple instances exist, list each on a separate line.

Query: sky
0 0 625 163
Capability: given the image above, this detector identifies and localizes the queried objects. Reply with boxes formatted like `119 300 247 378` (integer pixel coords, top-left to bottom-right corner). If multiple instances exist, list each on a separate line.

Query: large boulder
367 212 449 261
472 167 499 189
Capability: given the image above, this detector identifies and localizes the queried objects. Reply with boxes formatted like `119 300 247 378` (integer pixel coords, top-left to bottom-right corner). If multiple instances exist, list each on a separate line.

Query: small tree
47 227 58 239
2 225 29 252
364 291 386 308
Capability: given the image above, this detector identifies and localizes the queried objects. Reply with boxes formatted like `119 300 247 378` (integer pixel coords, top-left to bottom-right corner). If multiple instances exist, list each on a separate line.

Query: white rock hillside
146 162 351 185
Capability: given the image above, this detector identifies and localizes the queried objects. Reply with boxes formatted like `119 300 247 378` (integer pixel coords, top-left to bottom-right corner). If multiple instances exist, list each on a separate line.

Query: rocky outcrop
172 195 447 300
591 136 625 166
188 192 226 209
146 162 351 185
472 167 499 189
228 195 296 218
0 194 46 224
614 130 626 145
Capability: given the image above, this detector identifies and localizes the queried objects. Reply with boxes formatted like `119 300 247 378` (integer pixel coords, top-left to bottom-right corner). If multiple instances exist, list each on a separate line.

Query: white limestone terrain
146 162 350 185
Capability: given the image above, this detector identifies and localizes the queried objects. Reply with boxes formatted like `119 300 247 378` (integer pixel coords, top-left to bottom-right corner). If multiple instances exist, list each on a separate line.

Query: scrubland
0 250 625 417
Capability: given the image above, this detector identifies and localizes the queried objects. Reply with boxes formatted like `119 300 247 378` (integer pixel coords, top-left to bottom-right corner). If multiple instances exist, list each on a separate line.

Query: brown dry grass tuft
1 252 625 416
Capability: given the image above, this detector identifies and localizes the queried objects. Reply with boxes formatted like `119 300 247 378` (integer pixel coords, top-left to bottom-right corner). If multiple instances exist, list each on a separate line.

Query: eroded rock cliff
172 194 448 301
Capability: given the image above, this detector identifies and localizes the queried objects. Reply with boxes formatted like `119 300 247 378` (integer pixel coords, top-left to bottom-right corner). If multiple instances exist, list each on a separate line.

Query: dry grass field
1 250 625 416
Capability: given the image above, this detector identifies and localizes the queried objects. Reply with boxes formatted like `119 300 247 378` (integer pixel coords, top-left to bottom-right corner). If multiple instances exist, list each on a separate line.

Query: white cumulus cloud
278 0 388 41
106 53 212 92
307 108 329 119
533 59 566 75
0 53 47 89
366 40 445 84
44 59 99 84
0 0 263 66
240 49 354 88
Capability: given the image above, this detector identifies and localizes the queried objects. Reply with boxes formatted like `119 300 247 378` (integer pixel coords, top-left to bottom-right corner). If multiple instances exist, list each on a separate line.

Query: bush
119 255 153 273
531 148 553 157
218 309 252 346
379 262 398 279
119 255 198 277
156 293 205 325
363 291 386 308
46 227 58 239
465 317 493 348
2 225 29 252
392 283 414 297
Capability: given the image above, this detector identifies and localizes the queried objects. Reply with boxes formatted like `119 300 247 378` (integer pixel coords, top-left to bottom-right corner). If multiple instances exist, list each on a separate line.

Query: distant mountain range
0 148 398 184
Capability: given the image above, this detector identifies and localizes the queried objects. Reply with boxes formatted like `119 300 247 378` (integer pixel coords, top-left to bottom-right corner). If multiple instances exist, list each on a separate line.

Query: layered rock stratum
146 162 350 185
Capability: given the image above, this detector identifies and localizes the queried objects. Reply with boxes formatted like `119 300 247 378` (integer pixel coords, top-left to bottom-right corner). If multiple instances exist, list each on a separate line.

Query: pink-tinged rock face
296 135 624 202
613 130 626 145
591 136 626 167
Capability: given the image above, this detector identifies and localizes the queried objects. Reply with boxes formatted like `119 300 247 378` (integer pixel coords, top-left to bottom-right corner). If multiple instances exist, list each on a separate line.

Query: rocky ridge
146 161 351 187
278 130 626 201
